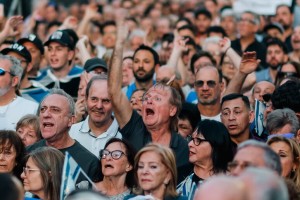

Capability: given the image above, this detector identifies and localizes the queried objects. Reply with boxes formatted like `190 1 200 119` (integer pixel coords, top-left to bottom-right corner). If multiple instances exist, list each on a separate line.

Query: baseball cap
44 30 75 50
263 22 284 34
18 34 45 55
84 58 108 72
1 43 32 63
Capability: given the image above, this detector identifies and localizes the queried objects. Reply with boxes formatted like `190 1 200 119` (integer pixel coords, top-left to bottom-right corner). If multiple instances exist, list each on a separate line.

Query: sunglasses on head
0 68 14 76
194 80 216 88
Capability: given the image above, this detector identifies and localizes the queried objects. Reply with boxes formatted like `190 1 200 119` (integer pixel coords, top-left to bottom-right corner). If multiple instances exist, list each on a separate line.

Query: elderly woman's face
100 142 132 177
188 132 212 165
0 143 17 173
137 151 171 195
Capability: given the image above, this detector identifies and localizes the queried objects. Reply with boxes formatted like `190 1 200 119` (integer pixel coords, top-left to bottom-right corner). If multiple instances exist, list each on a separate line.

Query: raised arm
224 51 260 96
167 33 189 84
108 10 132 128
0 15 23 45
219 37 241 69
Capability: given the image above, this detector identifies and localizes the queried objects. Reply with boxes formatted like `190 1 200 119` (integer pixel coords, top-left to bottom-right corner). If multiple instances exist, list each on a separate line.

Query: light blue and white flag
60 151 81 200
254 99 266 136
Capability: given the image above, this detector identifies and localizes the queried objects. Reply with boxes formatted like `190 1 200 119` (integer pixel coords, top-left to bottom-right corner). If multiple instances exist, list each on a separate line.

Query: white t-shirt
201 113 221 122
0 96 38 130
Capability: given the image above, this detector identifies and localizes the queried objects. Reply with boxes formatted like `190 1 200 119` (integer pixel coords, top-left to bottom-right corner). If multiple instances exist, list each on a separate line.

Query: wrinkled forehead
145 84 171 96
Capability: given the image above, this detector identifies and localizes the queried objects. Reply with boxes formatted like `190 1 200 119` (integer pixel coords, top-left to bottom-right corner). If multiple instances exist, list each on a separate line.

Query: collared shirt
69 116 122 157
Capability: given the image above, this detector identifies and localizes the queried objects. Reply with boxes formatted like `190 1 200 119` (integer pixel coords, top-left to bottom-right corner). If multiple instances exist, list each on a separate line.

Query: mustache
136 68 146 73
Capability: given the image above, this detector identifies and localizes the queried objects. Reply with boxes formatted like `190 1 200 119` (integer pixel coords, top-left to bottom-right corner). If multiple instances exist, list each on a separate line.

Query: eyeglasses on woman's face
186 135 208 146
23 167 40 176
99 149 126 160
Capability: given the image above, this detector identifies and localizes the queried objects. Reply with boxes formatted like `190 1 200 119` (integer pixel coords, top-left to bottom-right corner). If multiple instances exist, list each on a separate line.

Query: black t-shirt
120 111 192 183
231 38 267 70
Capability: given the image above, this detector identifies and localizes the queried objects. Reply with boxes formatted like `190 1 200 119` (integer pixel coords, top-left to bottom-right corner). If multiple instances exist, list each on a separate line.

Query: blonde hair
16 114 41 139
267 136 300 187
133 143 178 198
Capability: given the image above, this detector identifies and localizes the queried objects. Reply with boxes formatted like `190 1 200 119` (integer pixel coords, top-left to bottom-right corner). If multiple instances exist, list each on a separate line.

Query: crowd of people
1 0 300 199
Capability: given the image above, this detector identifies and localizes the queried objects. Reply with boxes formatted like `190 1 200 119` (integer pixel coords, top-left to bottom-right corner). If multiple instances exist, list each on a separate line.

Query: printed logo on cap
51 31 63 40
28 34 37 41
10 43 24 52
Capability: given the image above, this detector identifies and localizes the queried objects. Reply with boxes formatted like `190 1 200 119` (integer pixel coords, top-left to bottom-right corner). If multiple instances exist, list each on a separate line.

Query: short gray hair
240 167 289 200
242 11 260 25
238 140 282 175
0 54 23 85
267 108 299 134
41 88 75 116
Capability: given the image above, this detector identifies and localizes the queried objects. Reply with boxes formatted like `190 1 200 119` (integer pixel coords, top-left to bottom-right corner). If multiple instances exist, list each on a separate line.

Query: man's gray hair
241 11 260 25
41 88 75 116
0 54 23 85
238 140 282 175
267 108 299 134
240 167 288 200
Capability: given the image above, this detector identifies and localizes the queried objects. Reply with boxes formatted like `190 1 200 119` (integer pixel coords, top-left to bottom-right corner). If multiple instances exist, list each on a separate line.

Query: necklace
0 96 17 117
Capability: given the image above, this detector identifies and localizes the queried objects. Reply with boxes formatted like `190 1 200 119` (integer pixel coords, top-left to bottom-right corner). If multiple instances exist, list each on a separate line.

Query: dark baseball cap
1 43 32 63
44 30 75 50
84 58 108 72
18 34 45 55
263 22 284 34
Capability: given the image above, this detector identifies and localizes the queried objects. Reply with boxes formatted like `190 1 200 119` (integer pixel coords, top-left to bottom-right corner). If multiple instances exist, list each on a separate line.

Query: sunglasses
277 72 298 79
99 149 126 160
0 68 14 76
195 80 216 88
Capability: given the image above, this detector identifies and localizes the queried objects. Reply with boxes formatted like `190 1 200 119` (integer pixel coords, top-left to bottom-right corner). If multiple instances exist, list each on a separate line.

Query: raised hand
61 16 78 30
219 37 231 53
173 32 189 52
239 51 260 75
115 9 129 43
1 15 23 38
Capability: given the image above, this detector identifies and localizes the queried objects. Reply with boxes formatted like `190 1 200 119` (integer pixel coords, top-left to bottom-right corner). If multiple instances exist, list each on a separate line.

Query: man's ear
249 110 254 123
68 115 76 127
11 76 19 87
26 63 33 73
169 106 177 117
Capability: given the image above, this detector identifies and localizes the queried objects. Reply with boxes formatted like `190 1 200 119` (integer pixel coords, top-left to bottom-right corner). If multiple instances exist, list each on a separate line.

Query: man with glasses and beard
122 44 160 99
242 38 289 91
194 65 224 121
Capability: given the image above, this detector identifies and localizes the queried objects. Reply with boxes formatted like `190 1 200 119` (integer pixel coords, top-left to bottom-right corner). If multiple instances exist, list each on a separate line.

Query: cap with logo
84 57 108 72
18 34 45 55
44 30 75 50
1 43 32 63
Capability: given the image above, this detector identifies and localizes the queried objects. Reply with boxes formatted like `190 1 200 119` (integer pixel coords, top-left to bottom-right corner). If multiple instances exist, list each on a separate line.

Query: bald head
252 81 275 102
156 65 176 83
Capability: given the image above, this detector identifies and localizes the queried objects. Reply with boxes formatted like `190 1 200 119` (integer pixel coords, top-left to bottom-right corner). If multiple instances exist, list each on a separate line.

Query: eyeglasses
238 18 256 24
99 149 126 160
0 68 14 76
186 135 208 146
195 80 217 88
23 167 40 175
227 161 255 171
142 96 162 103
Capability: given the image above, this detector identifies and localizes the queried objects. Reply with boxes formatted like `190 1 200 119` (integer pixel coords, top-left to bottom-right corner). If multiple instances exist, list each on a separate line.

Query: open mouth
43 122 54 128
104 164 113 168
145 108 155 116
